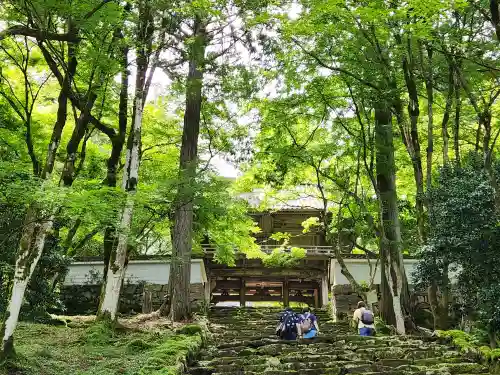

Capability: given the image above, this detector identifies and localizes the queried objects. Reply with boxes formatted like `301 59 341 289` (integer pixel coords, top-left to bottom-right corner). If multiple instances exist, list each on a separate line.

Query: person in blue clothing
352 301 376 336
298 307 320 339
276 307 301 340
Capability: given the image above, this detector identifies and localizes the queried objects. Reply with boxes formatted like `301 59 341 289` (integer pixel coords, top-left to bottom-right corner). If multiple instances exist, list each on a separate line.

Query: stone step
199 349 462 365
190 362 489 375
185 307 489 375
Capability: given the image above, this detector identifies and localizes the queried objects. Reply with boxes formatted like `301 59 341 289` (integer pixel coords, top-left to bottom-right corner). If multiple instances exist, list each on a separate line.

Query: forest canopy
1 0 500 356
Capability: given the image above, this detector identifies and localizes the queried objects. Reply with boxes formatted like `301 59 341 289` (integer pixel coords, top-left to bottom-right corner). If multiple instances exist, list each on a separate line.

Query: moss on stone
176 323 203 336
138 334 203 375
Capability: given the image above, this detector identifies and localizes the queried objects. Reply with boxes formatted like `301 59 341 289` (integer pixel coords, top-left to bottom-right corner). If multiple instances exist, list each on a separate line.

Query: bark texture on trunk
489 328 498 349
441 66 454 165
42 35 78 179
98 89 144 320
102 35 128 285
167 18 207 322
1 208 53 358
98 0 151 320
99 197 135 320
424 45 434 194
395 38 425 244
375 104 407 334
62 93 97 187
453 73 461 165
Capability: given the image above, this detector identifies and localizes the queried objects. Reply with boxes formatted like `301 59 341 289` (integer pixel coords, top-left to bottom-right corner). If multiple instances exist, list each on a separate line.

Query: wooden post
239 278 246 307
314 288 319 308
283 279 289 307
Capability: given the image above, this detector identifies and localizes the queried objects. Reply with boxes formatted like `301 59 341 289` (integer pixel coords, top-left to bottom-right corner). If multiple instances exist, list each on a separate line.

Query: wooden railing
202 245 336 257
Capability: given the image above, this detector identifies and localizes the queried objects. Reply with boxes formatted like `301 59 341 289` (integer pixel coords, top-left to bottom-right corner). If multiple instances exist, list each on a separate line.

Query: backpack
361 309 374 325
278 311 298 338
300 313 313 333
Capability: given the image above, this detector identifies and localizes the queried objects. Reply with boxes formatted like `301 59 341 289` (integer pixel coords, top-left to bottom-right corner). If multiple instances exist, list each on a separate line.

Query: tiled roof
238 188 334 211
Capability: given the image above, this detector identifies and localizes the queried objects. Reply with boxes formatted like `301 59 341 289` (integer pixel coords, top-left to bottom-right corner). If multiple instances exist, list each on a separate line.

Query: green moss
127 338 154 352
1 320 205 375
138 334 203 375
176 324 203 335
83 320 116 345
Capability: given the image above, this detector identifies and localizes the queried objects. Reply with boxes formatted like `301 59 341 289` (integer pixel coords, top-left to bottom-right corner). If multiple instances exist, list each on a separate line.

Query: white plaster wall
329 258 443 285
64 259 206 286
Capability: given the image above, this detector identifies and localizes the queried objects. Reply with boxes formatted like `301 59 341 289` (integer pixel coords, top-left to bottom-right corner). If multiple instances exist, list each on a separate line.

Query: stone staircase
187 307 492 375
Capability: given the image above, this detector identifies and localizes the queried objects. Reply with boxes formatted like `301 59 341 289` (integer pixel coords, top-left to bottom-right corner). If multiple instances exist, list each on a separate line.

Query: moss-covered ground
0 320 204 375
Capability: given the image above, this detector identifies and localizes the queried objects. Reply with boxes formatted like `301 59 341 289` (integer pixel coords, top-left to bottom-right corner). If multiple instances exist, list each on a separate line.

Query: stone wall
332 284 380 319
58 282 205 315
332 284 430 321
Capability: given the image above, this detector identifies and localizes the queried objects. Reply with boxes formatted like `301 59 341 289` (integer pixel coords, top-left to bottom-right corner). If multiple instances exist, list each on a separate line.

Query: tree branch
0 26 80 42
291 37 381 91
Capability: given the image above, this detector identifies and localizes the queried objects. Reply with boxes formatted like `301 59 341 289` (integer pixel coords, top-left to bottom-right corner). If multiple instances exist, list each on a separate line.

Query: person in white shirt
352 301 375 336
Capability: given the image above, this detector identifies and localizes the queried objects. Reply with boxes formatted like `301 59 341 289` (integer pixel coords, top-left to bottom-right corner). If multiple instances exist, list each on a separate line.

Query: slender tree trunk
489 328 497 349
98 76 144 321
441 67 454 165
424 45 434 192
167 18 207 321
98 92 143 320
394 97 425 244
375 103 407 334
437 262 450 330
395 38 425 244
1 207 53 358
98 1 151 320
102 34 128 285
42 38 78 179
453 72 461 165
62 93 97 187
482 113 493 168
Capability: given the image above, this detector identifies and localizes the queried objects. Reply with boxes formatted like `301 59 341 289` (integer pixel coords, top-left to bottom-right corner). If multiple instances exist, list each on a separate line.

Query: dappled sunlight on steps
187 307 492 375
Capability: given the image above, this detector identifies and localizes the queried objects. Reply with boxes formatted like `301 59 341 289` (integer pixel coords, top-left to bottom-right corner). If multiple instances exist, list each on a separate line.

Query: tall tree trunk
393 96 425 244
489 327 497 349
62 93 97 187
41 34 78 179
375 103 407 335
98 69 144 321
453 72 461 165
424 45 434 193
441 67 454 165
102 33 128 285
437 262 450 330
98 0 151 320
1 207 53 358
479 112 500 210
394 36 425 244
167 18 207 322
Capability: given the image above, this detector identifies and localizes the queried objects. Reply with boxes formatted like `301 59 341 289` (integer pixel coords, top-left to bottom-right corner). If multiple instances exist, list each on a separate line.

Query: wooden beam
212 294 315 305
209 268 325 279
288 281 320 289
